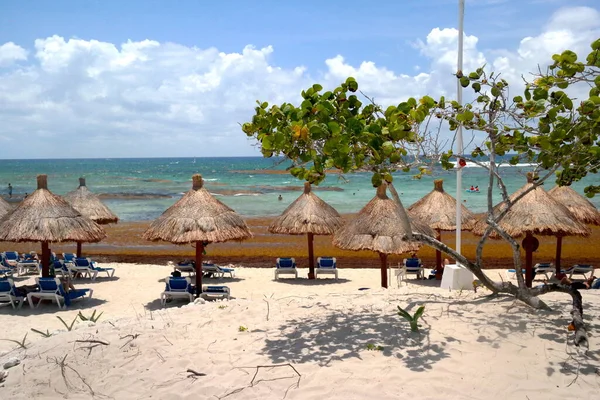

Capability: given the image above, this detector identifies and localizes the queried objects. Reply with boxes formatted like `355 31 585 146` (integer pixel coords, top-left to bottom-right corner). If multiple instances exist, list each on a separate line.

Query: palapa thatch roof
408 179 476 230
64 177 119 225
548 185 600 226
0 175 106 243
333 183 434 254
471 173 590 238
143 174 252 244
269 182 342 235
0 197 12 219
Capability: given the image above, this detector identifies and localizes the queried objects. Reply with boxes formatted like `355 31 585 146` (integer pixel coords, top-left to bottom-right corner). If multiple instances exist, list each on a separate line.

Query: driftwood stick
75 339 109 346
187 369 206 377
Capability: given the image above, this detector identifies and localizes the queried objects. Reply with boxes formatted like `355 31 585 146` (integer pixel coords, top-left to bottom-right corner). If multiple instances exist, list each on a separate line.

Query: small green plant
1 333 28 349
397 305 425 332
218 305 228 309
78 310 103 322
56 315 79 331
31 328 52 338
365 343 384 351
238 325 248 332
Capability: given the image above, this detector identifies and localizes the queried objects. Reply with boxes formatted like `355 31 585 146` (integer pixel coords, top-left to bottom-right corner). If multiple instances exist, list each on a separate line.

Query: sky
0 0 599 159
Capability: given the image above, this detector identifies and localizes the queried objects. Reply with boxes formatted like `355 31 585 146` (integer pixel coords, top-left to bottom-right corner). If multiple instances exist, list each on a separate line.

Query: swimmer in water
278 195 283 201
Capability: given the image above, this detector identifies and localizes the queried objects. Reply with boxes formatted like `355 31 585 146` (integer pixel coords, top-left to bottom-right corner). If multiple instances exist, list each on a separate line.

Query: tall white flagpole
456 0 465 257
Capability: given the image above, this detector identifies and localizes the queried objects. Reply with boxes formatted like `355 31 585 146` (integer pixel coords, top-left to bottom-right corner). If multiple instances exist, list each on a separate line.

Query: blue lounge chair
16 259 40 276
203 263 236 278
161 276 194 306
1 258 15 277
274 257 298 279
403 258 424 279
175 261 196 276
73 258 115 279
201 285 231 300
1 251 20 267
316 257 338 279
27 277 93 309
566 264 594 280
0 278 25 309
534 263 554 280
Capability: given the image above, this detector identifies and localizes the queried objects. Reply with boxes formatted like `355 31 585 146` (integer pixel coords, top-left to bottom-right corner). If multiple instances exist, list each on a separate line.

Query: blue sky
0 0 598 158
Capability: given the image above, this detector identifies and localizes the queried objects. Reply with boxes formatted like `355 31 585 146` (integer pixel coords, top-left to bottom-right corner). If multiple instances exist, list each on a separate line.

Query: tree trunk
195 241 204 297
379 252 388 288
307 233 315 279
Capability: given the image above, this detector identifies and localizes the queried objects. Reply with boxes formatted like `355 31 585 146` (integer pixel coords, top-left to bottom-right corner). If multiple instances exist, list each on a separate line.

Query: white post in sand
455 0 465 257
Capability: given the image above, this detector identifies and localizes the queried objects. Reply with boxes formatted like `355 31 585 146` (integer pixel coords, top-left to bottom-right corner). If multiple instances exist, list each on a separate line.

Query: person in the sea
278 195 283 201
475 186 479 192
7 183 12 198
469 185 475 191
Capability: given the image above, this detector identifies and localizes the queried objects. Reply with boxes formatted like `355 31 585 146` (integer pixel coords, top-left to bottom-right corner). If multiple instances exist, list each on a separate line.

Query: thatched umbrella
0 197 12 219
64 177 119 257
472 173 589 287
408 179 476 279
548 185 600 275
0 175 106 277
268 182 343 279
143 174 253 296
333 183 434 288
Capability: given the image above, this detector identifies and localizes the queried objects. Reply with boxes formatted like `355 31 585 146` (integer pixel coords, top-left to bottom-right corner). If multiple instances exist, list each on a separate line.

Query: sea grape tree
242 38 600 347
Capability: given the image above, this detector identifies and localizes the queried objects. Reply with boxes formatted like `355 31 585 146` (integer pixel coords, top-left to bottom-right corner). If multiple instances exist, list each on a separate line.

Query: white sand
1 264 599 399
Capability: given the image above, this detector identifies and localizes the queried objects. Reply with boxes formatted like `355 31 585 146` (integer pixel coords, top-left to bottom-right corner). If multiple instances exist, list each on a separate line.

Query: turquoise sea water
0 157 598 221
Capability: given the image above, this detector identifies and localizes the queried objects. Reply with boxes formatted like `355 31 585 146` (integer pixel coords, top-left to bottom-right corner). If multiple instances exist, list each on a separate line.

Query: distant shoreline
3 218 599 270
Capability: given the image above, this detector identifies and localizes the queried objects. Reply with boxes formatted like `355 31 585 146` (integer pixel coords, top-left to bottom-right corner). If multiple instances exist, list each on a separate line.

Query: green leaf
371 173 382 187
491 86 501 97
327 121 341 135
472 82 481 93
312 83 323 92
460 76 470 88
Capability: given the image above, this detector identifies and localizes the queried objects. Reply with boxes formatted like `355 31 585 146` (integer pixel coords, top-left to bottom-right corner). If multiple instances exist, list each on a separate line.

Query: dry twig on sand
47 354 97 396
219 363 301 399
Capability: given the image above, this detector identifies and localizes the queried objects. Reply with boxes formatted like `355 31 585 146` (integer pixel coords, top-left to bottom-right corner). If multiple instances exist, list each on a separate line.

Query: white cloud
0 6 598 158
0 42 28 66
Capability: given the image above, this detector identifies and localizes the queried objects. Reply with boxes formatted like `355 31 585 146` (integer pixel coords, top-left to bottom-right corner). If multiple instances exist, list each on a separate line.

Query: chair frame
161 276 194 306
274 257 298 279
0 278 25 309
567 264 594 280
200 285 231 300
402 258 424 279
27 277 93 309
315 257 338 279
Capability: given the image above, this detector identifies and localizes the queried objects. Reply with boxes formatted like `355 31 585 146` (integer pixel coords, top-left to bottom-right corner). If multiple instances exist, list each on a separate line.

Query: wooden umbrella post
379 252 388 288
41 241 50 278
76 241 82 258
555 235 563 277
195 241 204 297
307 233 315 279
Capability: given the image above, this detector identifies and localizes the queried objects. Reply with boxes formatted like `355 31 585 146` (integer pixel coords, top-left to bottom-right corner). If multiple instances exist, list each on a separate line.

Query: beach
1 265 599 399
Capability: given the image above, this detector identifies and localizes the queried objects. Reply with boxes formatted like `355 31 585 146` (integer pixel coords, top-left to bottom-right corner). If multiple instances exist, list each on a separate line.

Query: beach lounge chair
75 257 115 278
0 258 15 277
566 264 594 280
16 259 40 276
316 257 338 279
161 276 194 306
27 277 93 309
62 253 77 267
51 260 71 278
274 257 298 279
1 251 20 267
202 263 236 278
0 278 25 309
534 263 554 280
201 285 231 300
403 258 424 279
175 261 196 276
68 258 98 280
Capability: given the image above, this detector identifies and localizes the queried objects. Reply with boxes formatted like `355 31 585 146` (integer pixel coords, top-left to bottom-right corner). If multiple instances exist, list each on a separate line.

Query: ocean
1 157 598 221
